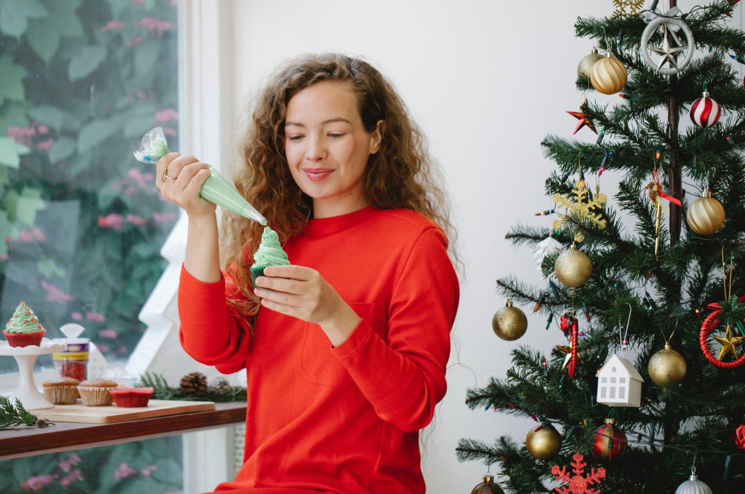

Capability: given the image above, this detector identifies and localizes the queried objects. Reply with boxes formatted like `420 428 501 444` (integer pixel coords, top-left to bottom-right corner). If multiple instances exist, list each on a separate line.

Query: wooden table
0 402 247 460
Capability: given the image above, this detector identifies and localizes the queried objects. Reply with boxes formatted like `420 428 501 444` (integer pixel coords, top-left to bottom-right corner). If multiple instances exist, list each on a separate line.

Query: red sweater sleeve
178 264 252 374
330 227 460 433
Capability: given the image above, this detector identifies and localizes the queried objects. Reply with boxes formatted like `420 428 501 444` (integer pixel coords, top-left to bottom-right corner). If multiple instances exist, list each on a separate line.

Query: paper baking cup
250 266 266 285
3 329 45 348
78 385 115 406
43 385 79 405
109 388 153 407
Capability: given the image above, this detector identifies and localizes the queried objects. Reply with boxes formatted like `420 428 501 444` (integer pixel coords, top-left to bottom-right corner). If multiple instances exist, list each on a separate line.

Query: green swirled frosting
5 302 45 334
253 226 290 268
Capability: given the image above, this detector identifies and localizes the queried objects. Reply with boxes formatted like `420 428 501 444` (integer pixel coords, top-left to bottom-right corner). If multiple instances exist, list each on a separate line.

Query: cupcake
77 379 118 406
3 302 46 347
250 226 291 285
43 377 80 405
109 387 154 408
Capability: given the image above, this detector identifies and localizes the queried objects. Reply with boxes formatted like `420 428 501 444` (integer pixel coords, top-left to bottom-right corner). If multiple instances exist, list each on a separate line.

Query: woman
156 53 460 493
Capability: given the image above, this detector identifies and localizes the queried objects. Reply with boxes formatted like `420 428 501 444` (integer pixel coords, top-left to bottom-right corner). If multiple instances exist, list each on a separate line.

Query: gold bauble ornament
590 53 628 95
492 299 528 341
525 424 562 460
648 343 687 388
554 245 592 287
686 190 725 235
471 473 504 494
578 47 604 78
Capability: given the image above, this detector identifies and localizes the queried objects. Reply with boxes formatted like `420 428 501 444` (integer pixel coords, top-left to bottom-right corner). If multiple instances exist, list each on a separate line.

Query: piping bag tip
244 205 267 226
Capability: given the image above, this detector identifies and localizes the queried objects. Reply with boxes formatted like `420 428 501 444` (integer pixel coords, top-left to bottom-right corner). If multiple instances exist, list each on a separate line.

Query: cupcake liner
78 385 115 406
109 388 153 407
250 266 266 285
43 386 79 405
3 330 45 348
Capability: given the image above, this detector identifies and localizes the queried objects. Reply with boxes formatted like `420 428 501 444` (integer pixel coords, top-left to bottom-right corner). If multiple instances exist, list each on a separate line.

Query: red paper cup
109 388 153 407
3 329 45 348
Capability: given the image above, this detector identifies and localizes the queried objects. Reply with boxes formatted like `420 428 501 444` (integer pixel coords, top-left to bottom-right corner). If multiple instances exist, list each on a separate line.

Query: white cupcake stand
0 338 66 410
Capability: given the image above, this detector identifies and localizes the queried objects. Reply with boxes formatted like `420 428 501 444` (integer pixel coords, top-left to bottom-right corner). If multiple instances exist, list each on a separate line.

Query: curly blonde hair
221 53 460 329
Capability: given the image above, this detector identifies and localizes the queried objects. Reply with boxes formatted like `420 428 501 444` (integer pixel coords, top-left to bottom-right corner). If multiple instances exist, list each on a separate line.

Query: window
0 0 179 374
619 387 625 399
0 436 183 493
619 377 626 384
609 387 616 399
0 0 183 486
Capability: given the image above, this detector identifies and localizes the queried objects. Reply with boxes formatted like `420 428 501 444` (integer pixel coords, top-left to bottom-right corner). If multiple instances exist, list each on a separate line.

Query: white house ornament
675 469 713 494
641 16 695 75
533 236 564 275
690 92 721 128
596 354 643 407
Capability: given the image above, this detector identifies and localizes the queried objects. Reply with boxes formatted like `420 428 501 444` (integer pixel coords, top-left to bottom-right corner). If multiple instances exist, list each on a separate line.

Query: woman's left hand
254 265 361 345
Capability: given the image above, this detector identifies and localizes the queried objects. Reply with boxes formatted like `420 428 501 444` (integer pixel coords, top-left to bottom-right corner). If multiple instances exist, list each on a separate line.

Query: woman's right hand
155 153 216 219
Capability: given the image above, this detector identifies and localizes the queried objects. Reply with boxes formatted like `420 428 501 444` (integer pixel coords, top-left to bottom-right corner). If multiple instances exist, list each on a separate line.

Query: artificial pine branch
462 2 745 491
141 372 248 403
0 397 53 431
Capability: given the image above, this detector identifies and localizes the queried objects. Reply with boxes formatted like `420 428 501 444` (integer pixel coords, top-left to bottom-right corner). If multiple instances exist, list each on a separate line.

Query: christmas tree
457 1 745 492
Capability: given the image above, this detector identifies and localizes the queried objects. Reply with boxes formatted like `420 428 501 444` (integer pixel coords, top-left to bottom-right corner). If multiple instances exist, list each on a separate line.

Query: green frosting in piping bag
253 226 291 268
5 302 45 334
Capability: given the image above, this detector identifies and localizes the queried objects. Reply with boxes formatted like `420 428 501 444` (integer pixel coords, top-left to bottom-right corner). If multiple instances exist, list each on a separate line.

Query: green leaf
48 137 76 163
0 210 10 256
0 137 31 169
26 0 83 62
134 39 161 77
150 457 183 482
0 56 28 106
104 0 127 18
124 115 156 138
16 190 45 225
78 117 119 153
28 105 81 131
0 102 30 135
68 45 106 82
0 167 8 189
0 0 47 38
37 258 66 279
67 150 91 176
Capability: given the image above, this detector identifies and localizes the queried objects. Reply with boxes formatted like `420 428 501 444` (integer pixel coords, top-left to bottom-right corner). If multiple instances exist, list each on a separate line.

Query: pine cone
180 372 208 396
209 378 233 397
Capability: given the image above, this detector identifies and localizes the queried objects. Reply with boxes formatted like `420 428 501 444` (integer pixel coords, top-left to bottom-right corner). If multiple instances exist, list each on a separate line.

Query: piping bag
134 127 267 225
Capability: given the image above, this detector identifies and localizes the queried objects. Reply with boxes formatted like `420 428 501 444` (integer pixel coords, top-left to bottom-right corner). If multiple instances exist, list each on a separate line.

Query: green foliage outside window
0 436 183 493
0 0 180 367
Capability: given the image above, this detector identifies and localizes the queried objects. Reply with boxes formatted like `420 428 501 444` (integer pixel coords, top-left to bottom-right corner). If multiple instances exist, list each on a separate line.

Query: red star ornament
551 453 605 494
567 101 597 135
735 424 745 451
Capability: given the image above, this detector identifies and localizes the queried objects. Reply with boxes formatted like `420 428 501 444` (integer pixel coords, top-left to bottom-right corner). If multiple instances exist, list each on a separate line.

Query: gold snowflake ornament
612 0 645 18
553 181 607 243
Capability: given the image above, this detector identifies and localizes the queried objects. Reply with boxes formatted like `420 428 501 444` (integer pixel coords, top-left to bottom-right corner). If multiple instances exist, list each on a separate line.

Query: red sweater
178 206 460 493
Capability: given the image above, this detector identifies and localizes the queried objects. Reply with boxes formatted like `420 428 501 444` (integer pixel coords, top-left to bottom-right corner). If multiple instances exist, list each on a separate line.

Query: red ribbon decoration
651 169 682 207
560 314 572 332
568 319 578 377
700 294 745 369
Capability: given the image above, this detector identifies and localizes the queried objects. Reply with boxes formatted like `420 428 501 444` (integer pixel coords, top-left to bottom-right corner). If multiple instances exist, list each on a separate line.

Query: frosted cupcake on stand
3 302 46 347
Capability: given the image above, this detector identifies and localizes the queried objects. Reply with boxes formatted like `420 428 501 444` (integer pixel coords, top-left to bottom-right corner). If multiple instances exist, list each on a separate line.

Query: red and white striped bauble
690 92 721 128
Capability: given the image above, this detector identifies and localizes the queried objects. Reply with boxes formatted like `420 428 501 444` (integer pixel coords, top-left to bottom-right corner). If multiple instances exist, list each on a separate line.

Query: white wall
222 1 741 492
